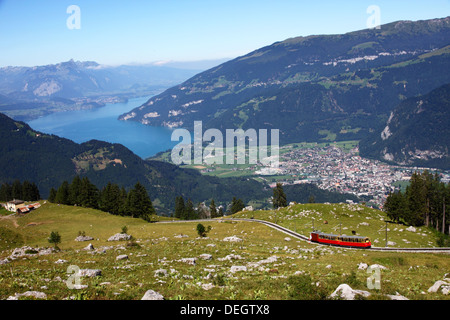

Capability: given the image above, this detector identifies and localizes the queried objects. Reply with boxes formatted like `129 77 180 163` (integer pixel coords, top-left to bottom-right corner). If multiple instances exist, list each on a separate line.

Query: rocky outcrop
141 290 164 300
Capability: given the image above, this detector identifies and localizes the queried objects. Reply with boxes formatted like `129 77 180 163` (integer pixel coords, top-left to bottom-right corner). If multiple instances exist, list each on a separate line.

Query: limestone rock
427 280 450 293
79 269 102 277
223 236 242 242
116 254 129 261
141 290 164 300
330 284 371 300
199 254 213 260
7 291 47 300
230 266 247 273
108 233 132 241
75 235 94 242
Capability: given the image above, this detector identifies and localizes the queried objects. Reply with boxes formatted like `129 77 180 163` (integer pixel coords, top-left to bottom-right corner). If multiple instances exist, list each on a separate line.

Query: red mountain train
310 231 372 248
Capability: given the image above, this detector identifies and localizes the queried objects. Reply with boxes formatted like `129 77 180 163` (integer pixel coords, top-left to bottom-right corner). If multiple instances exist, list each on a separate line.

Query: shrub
196 223 211 237
48 231 61 249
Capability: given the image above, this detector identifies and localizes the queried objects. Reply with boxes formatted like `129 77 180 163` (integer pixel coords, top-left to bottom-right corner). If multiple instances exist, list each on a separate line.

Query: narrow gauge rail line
156 217 450 253
228 218 450 253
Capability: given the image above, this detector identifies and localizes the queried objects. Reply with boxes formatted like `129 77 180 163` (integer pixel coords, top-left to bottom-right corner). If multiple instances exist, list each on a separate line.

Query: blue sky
0 0 449 67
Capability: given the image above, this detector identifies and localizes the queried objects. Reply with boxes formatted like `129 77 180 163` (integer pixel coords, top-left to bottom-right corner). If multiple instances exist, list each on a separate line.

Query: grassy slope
0 202 448 300
233 203 440 248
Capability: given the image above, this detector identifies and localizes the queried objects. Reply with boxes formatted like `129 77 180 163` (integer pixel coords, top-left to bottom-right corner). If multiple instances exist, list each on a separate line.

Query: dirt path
0 214 20 228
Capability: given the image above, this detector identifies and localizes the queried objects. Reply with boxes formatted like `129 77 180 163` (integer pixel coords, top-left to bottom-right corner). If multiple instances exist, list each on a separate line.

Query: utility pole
385 221 388 247
443 196 446 234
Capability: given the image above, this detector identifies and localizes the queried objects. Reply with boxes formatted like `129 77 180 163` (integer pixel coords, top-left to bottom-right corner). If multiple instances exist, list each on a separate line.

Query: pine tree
68 176 82 206
31 182 40 201
48 187 57 203
125 182 156 221
118 187 128 216
174 196 185 219
184 198 197 220
22 181 33 201
230 197 245 214
54 181 70 205
0 183 12 202
384 191 408 223
210 199 218 218
11 180 22 200
79 177 99 209
273 183 287 209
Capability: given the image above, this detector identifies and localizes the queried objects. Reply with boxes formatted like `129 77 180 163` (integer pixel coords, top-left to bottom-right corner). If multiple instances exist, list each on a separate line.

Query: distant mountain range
119 17 450 169
0 60 203 121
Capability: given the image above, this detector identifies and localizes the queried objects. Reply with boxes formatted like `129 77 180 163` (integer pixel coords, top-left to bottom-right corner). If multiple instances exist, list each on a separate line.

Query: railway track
228 218 450 253
157 217 450 253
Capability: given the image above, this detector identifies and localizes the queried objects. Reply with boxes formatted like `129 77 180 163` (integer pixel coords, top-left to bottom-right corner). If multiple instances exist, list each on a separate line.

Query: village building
4 200 41 214
5 200 25 212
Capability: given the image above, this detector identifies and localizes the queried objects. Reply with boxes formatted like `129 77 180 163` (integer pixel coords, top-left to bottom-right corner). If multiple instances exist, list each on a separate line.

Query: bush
48 231 61 249
436 233 450 247
196 223 211 237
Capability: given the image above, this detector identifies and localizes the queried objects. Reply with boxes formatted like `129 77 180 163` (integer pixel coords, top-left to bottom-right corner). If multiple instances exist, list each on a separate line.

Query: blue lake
27 96 177 159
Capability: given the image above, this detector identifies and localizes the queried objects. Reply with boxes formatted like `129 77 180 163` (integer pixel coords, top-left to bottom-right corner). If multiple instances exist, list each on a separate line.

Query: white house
5 200 25 212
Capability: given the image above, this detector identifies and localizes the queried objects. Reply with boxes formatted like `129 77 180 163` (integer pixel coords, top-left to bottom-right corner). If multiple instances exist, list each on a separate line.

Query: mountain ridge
119 16 450 142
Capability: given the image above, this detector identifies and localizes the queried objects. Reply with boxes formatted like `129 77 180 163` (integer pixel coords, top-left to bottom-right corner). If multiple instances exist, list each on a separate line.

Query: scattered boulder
223 236 242 242
55 259 68 264
357 263 368 270
200 283 214 290
7 291 47 300
79 269 102 277
75 235 94 242
330 284 370 300
108 233 132 241
218 254 244 261
9 246 56 259
141 290 164 300
386 292 409 300
370 264 388 270
406 226 417 232
154 269 168 277
83 243 95 251
116 254 129 261
230 266 247 273
199 254 213 260
178 258 197 265
427 280 450 293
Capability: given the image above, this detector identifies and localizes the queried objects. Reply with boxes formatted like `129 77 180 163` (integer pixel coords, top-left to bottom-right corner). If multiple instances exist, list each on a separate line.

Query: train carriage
310 231 371 248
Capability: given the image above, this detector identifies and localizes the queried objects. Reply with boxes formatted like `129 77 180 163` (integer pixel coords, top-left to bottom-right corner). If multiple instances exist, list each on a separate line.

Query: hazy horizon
1 0 449 68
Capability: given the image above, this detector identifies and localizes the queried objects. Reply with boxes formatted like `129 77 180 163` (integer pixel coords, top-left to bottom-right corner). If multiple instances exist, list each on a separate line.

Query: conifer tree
210 199 218 218
273 183 287 209
55 181 70 205
174 196 185 219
